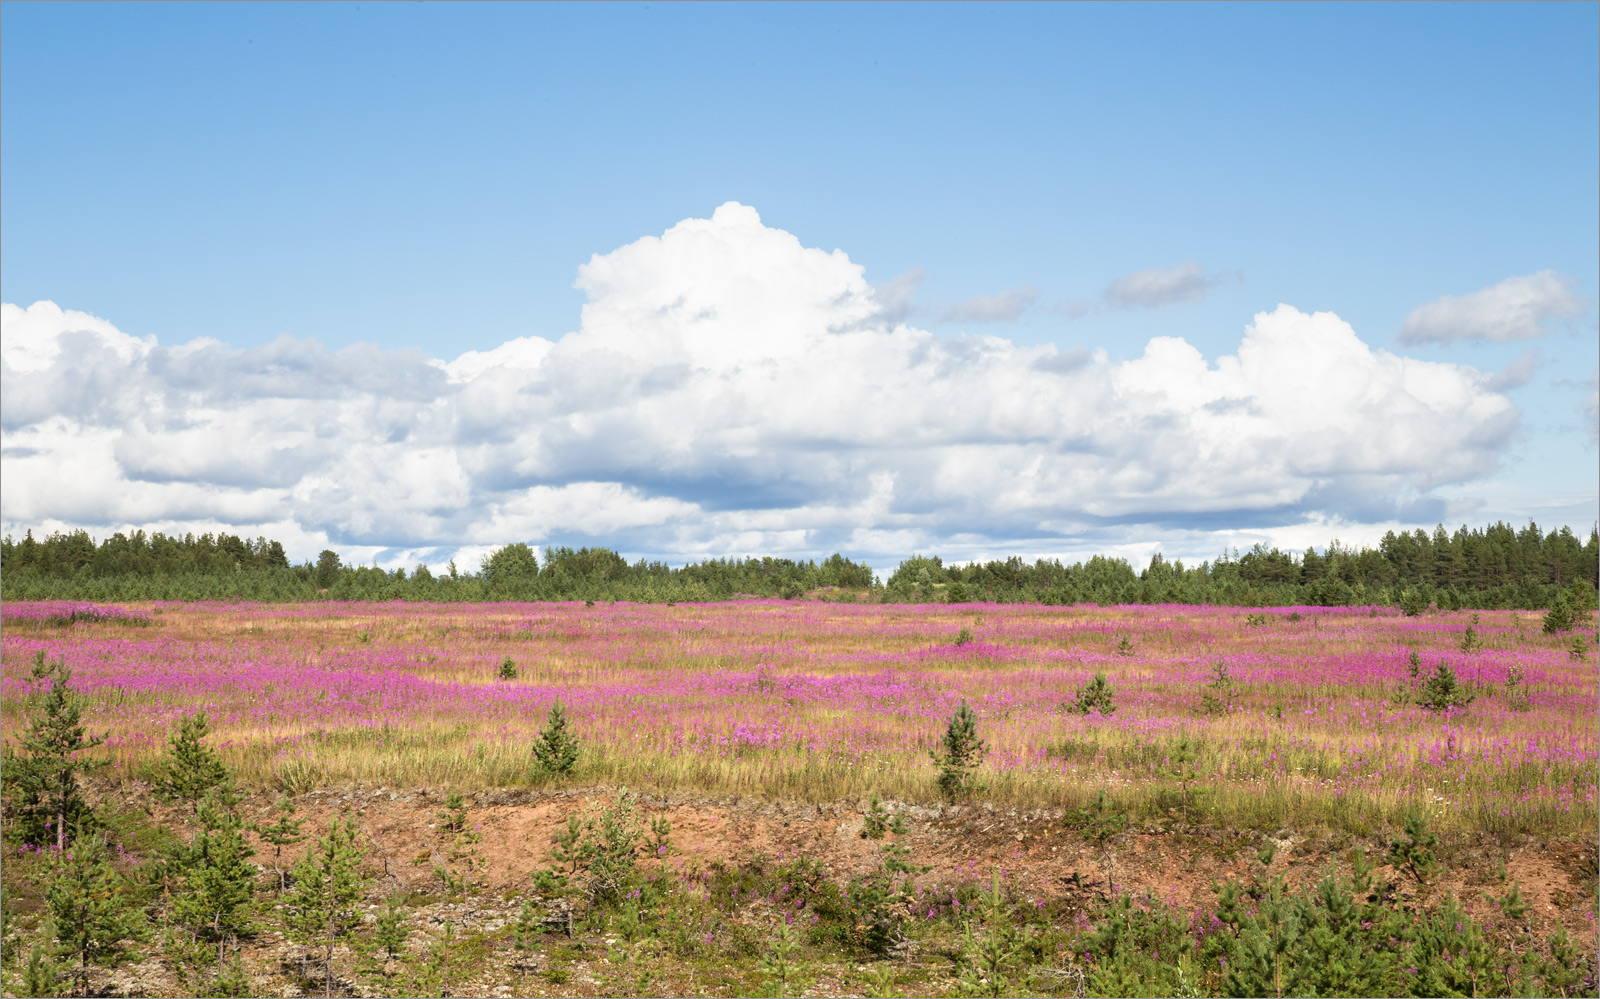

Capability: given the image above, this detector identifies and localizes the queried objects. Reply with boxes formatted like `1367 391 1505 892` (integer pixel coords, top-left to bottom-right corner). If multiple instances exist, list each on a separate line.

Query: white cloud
1 203 1524 567
1484 348 1539 392
938 285 1039 323
1104 261 1237 308
1397 270 1587 345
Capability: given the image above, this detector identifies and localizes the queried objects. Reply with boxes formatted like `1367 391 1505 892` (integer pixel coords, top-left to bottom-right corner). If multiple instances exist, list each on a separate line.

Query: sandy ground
18 781 1597 998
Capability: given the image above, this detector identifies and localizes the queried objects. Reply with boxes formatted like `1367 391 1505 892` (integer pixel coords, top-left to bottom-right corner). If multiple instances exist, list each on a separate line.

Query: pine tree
511 899 540 977
167 786 258 983
957 868 1024 998
1165 735 1204 822
931 700 986 800
253 794 307 893
284 817 369 998
13 652 105 850
1420 661 1474 712
1387 813 1440 883
531 701 580 776
757 922 812 998
367 893 409 992
1542 590 1576 633
1068 672 1117 715
151 712 231 813
45 831 147 997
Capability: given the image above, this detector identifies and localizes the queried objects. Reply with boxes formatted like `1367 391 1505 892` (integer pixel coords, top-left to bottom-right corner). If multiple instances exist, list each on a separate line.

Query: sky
2 2 1596 577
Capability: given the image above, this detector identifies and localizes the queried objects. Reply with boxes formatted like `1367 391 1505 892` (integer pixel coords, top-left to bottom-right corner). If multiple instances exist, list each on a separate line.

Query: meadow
2 598 1594 838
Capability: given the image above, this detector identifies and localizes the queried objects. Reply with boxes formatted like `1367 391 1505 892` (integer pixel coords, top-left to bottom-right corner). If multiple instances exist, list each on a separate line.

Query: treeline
1 521 1595 610
0 533 874 603
889 522 1600 610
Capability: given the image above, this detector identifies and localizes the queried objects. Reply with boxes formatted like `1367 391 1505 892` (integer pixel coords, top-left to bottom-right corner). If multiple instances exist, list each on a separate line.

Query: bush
497 656 518 681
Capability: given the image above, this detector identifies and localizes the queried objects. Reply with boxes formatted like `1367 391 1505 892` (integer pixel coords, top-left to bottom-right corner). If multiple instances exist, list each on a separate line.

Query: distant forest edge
1 521 1596 610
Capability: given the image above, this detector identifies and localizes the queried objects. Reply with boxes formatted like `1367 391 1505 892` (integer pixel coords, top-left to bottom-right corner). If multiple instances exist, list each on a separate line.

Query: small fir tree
586 791 644 905
511 899 540 977
646 813 674 867
1459 613 1484 652
931 701 986 800
861 795 907 839
23 941 64 999
1165 734 1205 822
531 701 580 776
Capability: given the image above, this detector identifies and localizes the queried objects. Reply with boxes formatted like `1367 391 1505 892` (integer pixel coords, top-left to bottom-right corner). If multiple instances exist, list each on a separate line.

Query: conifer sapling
532 701 580 776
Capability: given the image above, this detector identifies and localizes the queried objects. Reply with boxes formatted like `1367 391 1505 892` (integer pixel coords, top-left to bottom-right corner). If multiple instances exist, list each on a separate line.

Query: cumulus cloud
1397 271 1587 345
1105 261 1237 309
938 285 1039 323
1 203 1523 566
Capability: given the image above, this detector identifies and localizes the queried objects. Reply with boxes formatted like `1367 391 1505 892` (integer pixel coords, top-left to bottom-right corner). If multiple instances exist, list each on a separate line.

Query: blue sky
3 2 1596 573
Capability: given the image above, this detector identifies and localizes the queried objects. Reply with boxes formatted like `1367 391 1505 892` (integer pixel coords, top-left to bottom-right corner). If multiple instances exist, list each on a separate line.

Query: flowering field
2 599 1595 836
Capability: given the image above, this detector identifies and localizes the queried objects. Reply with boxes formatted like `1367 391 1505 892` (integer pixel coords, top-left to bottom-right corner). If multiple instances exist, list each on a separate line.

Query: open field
3 599 1598 998
2 599 1595 836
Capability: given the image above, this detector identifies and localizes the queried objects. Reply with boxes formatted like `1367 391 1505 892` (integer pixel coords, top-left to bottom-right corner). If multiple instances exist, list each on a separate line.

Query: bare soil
57 781 1597 998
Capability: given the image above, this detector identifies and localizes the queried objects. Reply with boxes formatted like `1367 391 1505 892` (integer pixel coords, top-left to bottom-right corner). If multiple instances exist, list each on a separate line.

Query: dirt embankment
119 782 1600 932
51 782 1599 998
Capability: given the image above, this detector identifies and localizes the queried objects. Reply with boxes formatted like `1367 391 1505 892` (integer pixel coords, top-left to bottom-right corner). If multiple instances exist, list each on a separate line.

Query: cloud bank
2 202 1522 566
1398 271 1586 345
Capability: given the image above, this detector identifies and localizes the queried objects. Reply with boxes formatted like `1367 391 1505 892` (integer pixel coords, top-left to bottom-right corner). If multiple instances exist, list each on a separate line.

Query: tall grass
2 600 1594 837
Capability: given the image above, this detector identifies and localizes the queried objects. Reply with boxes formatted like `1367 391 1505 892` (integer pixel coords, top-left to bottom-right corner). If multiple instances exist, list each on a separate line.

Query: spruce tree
45 831 147 997
284 817 368 998
531 701 580 776
14 652 105 850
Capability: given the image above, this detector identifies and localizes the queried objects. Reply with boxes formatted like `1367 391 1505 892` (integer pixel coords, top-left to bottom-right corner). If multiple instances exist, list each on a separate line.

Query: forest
1 520 1595 610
